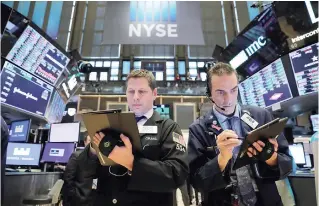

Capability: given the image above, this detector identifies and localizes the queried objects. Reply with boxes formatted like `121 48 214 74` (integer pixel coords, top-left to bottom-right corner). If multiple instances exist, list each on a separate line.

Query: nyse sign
129 24 177 38
102 1 204 45
129 1 177 38
230 36 267 69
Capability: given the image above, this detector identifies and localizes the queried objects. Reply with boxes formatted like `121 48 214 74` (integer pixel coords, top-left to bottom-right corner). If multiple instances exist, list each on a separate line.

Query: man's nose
133 91 140 100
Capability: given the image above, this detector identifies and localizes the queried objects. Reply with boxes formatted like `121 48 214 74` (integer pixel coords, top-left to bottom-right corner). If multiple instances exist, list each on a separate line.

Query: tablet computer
233 117 288 170
81 110 141 166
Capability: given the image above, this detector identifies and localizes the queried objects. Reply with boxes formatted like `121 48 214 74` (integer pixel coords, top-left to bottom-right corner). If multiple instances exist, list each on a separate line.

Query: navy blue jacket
188 105 292 206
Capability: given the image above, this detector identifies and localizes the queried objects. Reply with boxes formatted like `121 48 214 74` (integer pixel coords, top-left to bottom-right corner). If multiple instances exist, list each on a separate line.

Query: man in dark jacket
63 134 92 206
188 63 292 206
81 70 189 206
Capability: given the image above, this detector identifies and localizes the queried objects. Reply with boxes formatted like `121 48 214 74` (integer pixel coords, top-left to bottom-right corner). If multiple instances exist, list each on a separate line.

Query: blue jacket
188 105 292 206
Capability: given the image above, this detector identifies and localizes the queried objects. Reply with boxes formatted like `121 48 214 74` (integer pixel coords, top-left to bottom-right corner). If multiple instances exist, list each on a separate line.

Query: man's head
84 134 91 147
207 62 239 115
126 69 157 116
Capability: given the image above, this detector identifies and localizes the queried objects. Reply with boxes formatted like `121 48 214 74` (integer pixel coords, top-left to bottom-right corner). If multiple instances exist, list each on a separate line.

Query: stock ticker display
0 61 53 116
5 25 70 85
239 58 293 108
289 42 319 96
45 90 66 123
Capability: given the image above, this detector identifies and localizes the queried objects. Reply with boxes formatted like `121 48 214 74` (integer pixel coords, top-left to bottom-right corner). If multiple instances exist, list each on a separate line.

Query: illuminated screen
45 90 66 123
5 25 70 85
1 61 53 116
239 58 293 108
289 42 318 96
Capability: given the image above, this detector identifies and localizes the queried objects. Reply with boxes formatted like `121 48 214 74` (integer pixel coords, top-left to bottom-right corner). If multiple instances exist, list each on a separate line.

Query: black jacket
63 149 97 206
1 116 9 205
188 105 292 206
80 111 189 206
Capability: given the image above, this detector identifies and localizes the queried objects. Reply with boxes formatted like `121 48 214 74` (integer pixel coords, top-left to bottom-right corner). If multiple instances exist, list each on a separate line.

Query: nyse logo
129 1 178 38
49 148 65 157
13 148 30 156
230 36 267 69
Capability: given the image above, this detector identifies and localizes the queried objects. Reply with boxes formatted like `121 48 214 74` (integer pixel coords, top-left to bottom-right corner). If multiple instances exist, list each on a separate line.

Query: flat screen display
289 42 318 96
6 143 42 166
8 120 30 142
49 122 80 142
45 90 66 123
289 143 306 165
222 7 287 70
1 61 53 116
40 142 74 163
5 25 70 85
57 74 82 102
239 58 293 108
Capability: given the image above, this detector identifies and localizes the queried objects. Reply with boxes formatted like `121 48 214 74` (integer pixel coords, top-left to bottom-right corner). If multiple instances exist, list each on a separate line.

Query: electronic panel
5 25 70 85
8 120 31 142
0 61 53 116
41 142 75 163
45 90 66 123
239 58 293 108
289 42 318 96
6 143 42 166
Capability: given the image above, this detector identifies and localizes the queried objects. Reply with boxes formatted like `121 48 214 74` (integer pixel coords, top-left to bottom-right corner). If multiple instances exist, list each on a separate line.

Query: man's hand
90 132 104 155
216 130 242 171
108 134 134 171
247 138 278 166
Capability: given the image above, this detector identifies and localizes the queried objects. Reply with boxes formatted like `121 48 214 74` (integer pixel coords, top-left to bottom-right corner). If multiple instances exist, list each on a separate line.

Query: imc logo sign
129 1 178 38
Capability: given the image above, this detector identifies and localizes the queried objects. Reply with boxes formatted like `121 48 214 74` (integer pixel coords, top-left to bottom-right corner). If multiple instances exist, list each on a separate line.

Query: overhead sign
230 36 267 69
102 1 204 45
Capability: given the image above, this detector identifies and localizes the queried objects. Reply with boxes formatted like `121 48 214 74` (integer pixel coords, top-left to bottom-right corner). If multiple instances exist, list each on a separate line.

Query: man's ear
153 88 158 100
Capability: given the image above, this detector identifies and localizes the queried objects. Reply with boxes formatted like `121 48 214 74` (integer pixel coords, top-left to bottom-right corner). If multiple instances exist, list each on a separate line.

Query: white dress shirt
137 108 154 126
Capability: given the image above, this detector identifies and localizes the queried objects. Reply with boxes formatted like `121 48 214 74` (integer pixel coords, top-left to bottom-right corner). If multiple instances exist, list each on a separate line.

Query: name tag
138 126 158 134
241 113 258 129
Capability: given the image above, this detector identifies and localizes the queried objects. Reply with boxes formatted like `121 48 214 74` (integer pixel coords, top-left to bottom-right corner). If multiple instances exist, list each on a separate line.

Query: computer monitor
6 142 42 166
311 114 318 132
238 58 293 108
289 143 306 166
40 142 75 163
289 42 319 96
1 61 54 117
49 122 80 142
8 119 31 142
5 24 70 86
45 90 66 124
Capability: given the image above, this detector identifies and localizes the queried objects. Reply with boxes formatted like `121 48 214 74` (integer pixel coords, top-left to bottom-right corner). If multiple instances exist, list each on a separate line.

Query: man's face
210 73 238 115
126 77 157 116
84 135 91 147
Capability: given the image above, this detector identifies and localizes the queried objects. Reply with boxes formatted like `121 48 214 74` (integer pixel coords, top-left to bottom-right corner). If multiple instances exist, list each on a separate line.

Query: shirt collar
141 108 154 120
213 104 241 123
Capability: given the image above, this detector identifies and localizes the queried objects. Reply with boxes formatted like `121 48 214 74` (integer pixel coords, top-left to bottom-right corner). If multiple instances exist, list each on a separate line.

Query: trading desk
289 171 316 206
3 172 62 206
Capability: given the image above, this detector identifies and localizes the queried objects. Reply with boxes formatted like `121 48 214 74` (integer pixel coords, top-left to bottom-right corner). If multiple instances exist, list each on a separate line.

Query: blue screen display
9 120 30 142
1 61 53 116
239 58 293 108
6 142 42 166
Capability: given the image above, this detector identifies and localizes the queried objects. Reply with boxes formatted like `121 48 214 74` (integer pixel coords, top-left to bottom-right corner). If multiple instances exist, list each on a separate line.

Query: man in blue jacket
188 62 292 206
